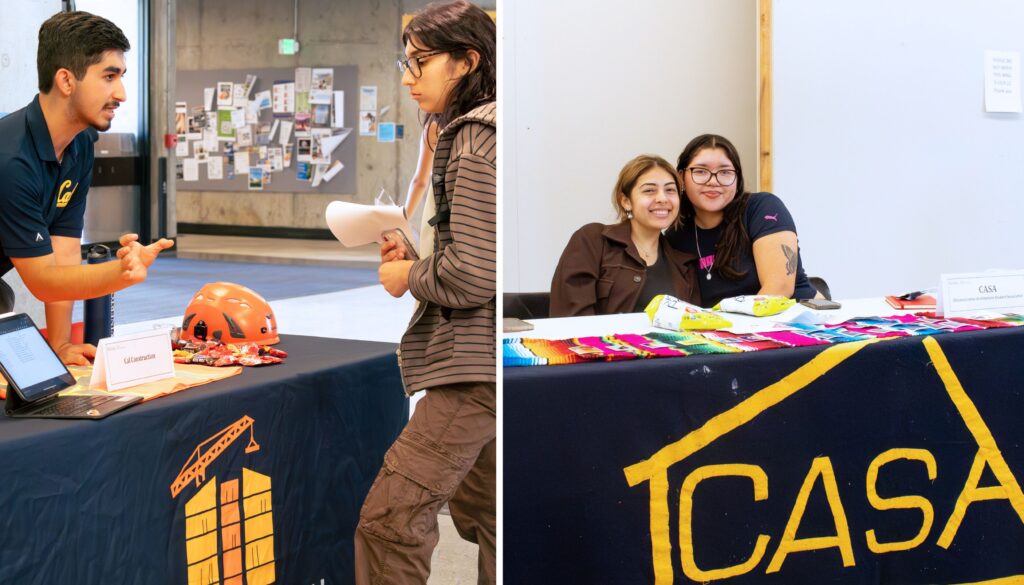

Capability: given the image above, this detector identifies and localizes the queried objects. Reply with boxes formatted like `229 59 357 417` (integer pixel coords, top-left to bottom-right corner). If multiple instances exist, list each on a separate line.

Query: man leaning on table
0 11 173 365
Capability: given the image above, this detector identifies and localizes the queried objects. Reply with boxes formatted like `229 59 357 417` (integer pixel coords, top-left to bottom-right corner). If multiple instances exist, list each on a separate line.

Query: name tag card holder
91 329 176 391
938 270 1024 318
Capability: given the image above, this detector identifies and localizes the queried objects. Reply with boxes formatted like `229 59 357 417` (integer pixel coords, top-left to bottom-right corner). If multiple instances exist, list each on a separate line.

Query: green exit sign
278 39 299 55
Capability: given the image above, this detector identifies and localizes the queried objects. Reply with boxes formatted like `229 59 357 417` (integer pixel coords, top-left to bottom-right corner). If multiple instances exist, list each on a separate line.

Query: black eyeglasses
686 167 738 186
396 50 447 78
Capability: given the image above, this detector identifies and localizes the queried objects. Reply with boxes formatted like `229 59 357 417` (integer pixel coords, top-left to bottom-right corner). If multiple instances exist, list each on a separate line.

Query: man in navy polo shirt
0 11 173 365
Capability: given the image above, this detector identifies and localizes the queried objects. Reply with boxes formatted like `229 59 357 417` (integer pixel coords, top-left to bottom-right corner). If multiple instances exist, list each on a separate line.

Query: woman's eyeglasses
685 167 738 186
396 50 447 78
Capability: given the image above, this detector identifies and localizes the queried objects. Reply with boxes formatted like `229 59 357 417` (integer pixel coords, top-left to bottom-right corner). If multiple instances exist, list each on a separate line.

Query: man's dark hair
37 11 130 93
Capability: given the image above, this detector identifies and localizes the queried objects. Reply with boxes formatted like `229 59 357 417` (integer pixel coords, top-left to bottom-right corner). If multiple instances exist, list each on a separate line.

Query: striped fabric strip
401 103 497 392
502 314 1017 368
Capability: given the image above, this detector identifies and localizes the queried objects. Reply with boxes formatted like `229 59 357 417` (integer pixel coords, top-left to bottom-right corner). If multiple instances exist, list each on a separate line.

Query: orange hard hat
181 282 279 345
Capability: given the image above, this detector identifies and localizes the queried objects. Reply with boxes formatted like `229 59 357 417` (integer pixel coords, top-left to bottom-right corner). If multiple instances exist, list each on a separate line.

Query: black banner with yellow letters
0 336 407 584
505 327 1024 584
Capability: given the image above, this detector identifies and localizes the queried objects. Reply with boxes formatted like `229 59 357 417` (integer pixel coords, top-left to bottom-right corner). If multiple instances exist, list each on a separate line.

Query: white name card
938 270 1024 317
91 329 175 391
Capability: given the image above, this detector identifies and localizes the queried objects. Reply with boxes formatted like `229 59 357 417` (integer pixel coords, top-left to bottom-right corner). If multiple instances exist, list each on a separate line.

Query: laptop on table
0 313 141 419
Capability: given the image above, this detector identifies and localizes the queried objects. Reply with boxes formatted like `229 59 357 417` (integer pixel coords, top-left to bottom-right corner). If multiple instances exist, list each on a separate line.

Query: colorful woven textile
503 314 1023 367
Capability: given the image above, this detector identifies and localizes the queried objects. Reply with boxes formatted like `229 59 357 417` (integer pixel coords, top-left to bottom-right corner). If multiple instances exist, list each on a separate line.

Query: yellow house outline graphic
172 416 276 585
622 337 1024 584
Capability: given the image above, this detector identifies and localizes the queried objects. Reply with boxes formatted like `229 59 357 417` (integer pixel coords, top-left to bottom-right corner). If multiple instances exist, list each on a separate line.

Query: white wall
0 0 61 115
774 0 1024 298
77 0 143 135
0 0 61 325
503 0 758 292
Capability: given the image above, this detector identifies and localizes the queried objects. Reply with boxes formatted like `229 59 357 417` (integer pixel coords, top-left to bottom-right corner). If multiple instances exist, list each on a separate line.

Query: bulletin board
175 66 358 193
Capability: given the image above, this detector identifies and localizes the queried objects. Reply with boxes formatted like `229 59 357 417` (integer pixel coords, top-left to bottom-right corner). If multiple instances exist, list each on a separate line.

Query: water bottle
84 244 114 345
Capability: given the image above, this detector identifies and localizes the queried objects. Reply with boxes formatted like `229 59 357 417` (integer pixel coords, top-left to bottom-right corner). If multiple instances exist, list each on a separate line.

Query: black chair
503 292 551 320
808 276 832 301
0 279 13 314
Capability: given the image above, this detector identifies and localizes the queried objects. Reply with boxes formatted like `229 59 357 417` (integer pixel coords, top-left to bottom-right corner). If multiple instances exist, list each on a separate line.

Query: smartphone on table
800 299 842 310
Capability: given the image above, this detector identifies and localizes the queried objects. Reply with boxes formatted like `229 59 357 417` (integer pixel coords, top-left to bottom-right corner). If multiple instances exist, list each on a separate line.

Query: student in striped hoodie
355 2 496 584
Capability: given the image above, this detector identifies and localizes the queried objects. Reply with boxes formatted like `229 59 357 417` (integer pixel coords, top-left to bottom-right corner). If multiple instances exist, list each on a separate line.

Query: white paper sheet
230 109 246 128
985 50 1022 113
332 91 345 128
236 126 253 147
310 128 332 164
235 151 250 175
295 67 312 92
207 156 223 180
273 81 296 115
203 128 219 153
312 163 327 187
182 158 199 181
360 86 378 111
322 160 344 182
279 120 294 146
232 83 247 109
326 201 416 248
319 128 352 158
254 89 272 111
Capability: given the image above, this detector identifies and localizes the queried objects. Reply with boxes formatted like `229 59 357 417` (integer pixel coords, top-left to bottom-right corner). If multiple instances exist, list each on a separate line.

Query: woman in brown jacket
550 154 701 316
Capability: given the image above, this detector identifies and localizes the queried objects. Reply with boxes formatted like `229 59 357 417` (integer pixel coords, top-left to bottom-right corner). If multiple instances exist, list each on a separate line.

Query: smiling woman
666 134 820 308
549 154 702 316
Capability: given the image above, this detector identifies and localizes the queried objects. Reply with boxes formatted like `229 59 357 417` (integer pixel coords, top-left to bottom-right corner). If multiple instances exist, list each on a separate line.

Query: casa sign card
938 269 1024 317
91 329 175 391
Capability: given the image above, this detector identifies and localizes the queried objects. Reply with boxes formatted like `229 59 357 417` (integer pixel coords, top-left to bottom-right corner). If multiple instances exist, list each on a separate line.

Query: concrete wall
174 0 493 231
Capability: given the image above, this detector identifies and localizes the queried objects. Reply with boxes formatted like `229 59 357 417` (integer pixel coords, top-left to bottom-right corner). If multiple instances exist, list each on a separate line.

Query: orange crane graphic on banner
170 415 261 498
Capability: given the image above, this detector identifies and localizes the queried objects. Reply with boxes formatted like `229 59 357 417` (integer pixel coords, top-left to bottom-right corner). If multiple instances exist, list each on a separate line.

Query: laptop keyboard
28 395 122 417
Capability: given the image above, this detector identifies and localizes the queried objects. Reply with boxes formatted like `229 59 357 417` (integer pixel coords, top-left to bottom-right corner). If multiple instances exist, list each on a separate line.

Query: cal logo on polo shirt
56 179 78 208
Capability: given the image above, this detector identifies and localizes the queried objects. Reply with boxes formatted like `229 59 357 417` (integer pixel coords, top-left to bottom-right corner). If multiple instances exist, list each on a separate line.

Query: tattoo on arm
782 245 797 275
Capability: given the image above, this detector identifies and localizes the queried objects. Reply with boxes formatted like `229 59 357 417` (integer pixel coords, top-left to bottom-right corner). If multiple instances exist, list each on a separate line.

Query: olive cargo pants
355 381 496 585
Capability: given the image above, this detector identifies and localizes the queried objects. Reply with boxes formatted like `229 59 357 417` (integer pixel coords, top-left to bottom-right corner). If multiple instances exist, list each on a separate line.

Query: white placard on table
90 329 175 391
938 270 1024 317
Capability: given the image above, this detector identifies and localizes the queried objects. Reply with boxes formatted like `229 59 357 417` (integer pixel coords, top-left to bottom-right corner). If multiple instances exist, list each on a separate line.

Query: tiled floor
143 234 480 584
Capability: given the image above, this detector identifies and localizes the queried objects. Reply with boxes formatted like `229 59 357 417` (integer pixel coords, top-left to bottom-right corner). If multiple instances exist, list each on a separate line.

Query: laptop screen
0 314 74 402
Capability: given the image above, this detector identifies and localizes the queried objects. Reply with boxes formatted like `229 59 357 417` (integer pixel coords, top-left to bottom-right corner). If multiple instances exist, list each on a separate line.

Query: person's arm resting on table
751 230 799 298
42 235 95 364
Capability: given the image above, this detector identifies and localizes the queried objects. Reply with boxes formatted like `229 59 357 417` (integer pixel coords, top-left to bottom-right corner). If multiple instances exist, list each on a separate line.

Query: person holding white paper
355 2 496 584
0 12 173 366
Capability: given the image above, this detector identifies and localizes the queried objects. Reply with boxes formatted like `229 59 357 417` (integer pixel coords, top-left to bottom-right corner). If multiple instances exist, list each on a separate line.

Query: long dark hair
677 134 752 281
403 0 495 130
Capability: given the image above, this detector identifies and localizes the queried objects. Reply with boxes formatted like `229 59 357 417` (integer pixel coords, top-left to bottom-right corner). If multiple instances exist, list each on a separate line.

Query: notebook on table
884 294 937 310
0 313 141 419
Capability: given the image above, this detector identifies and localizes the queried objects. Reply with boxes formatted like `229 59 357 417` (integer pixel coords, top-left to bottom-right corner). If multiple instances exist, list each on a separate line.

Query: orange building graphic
172 416 276 585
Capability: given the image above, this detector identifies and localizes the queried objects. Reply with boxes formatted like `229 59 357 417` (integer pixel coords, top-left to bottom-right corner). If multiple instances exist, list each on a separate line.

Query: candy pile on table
172 339 288 367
